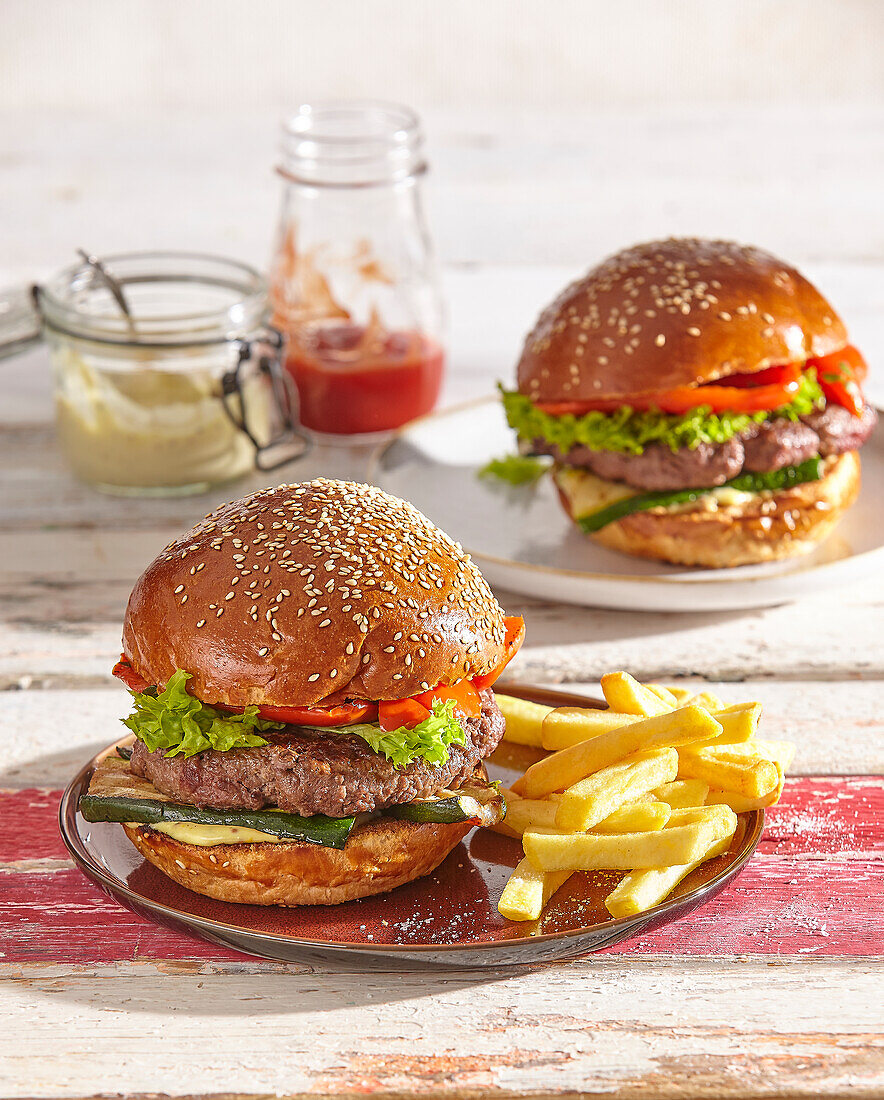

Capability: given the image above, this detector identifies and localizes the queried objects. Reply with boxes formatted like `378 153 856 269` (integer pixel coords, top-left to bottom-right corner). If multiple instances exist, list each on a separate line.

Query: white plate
370 397 884 612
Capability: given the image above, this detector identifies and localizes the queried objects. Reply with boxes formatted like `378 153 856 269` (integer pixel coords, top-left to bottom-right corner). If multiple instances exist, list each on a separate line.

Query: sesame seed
151 478 507 700
655 334 665 347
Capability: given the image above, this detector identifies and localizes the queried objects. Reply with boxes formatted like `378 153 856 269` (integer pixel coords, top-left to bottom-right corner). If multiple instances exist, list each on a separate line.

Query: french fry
705 786 782 812
497 857 572 921
755 739 796 773
555 748 678 831
707 702 762 744
523 804 737 871
646 684 681 707
650 684 693 704
653 778 710 809
496 694 553 747
513 705 721 799
702 739 793 810
601 672 675 716
605 835 732 918
593 800 671 834
665 805 731 826
489 669 791 927
684 691 725 712
542 709 643 750
687 737 793 767
677 749 779 798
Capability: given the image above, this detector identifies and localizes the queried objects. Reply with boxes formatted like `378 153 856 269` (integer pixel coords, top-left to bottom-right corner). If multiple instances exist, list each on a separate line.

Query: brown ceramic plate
59 684 763 967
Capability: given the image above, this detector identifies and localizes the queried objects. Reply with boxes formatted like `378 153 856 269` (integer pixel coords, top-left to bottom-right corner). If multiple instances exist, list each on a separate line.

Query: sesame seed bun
518 238 847 403
123 815 471 906
554 451 860 568
122 479 508 707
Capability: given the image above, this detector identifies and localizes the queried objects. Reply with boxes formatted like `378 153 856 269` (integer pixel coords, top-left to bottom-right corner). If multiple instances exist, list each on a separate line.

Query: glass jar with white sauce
33 252 307 495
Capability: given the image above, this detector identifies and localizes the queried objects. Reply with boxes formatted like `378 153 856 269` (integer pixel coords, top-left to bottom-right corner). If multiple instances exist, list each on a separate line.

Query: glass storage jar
270 101 445 438
35 252 306 495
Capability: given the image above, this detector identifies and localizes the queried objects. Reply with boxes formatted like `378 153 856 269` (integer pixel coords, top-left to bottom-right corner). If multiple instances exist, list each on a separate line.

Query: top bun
517 238 847 403
122 479 507 707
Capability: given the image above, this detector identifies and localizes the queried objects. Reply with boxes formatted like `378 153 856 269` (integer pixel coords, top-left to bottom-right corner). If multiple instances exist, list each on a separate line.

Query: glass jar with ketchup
270 101 445 438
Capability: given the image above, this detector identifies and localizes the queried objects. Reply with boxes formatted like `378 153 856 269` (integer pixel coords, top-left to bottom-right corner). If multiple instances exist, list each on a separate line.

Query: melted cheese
553 466 636 518
554 466 757 519
147 822 290 846
708 486 756 507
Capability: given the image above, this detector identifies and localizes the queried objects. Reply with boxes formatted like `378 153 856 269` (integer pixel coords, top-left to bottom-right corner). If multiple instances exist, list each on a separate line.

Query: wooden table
2 110 883 1093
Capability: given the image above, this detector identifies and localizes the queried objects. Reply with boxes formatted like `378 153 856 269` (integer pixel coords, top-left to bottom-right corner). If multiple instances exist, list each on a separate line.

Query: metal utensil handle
221 326 311 471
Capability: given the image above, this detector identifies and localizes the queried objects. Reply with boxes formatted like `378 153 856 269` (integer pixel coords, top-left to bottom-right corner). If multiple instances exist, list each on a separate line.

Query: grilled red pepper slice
535 364 803 416
472 615 526 691
808 346 867 418
255 702 378 726
377 698 432 731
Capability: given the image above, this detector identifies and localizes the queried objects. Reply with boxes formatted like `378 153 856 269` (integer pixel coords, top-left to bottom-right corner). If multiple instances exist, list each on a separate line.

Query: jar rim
36 251 268 347
279 100 426 186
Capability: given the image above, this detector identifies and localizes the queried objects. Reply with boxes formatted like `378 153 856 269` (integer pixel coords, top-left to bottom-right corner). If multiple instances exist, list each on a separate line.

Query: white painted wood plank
2 108 882 286
511 580 884 683
2 560 883 686
2 680 880 789
0 958 880 1098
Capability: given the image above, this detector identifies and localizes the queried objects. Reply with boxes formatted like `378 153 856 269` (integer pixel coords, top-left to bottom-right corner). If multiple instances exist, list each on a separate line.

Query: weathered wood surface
2 957 881 1099
5 108 884 276
1 257 882 1098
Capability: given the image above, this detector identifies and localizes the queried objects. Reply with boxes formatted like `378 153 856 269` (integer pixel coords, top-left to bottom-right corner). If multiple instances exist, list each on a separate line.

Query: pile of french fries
491 673 794 923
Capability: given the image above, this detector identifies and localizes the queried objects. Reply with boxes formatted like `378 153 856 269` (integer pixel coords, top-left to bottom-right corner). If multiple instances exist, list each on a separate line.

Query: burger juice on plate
505 238 876 567
79 479 523 905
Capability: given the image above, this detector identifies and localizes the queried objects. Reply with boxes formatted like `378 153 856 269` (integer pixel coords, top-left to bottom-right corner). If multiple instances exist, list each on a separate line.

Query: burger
505 238 876 567
79 479 521 905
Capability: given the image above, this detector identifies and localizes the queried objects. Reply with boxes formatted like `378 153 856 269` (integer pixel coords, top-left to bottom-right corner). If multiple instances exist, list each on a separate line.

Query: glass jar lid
279 100 426 187
35 252 268 348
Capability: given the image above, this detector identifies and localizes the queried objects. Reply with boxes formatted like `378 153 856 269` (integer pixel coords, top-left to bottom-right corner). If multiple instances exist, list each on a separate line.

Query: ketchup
284 321 444 435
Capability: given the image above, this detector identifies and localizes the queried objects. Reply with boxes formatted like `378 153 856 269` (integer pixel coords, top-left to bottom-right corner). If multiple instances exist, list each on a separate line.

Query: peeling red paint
0 776 881 964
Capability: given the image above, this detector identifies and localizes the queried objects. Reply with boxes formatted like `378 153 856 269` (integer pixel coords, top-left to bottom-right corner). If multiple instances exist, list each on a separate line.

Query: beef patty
533 404 876 491
129 689 505 817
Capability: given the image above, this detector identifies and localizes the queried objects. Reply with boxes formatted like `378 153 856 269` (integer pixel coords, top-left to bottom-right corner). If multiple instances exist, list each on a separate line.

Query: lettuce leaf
500 370 825 456
479 453 551 485
123 671 468 770
305 698 468 769
122 669 283 759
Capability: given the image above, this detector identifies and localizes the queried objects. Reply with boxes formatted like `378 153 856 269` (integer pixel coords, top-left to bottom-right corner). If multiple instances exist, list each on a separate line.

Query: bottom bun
555 451 860 568
123 816 470 906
